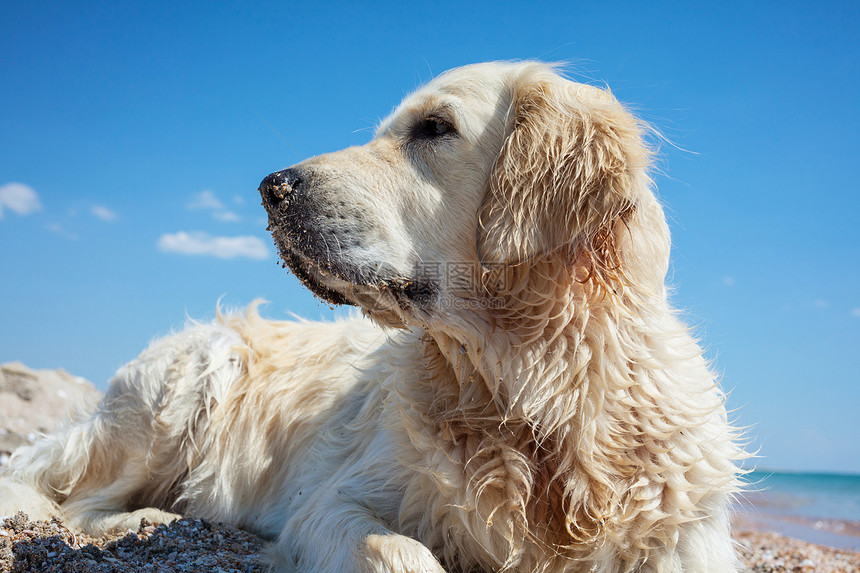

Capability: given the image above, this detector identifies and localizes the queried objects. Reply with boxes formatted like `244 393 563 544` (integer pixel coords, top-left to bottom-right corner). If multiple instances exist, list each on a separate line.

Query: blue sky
1 1 858 474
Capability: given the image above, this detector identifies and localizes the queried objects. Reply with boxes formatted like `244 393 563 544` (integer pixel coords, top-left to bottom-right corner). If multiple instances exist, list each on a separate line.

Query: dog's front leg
269 498 446 573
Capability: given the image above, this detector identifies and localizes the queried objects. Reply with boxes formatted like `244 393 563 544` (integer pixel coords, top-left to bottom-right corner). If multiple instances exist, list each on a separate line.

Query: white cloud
852 308 860 318
187 190 224 210
814 299 829 309
213 210 241 222
91 205 118 222
0 182 42 219
721 276 736 287
157 231 268 260
187 190 244 222
47 223 79 240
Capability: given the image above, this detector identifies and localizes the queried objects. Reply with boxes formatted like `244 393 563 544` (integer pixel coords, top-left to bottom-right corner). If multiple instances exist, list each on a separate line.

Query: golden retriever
0 61 743 572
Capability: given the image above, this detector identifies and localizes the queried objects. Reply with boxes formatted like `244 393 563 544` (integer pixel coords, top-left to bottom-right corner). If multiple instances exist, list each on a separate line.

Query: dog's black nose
259 168 304 211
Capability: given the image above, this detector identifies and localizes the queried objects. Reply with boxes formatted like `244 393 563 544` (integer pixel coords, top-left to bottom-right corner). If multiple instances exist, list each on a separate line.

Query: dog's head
261 62 668 328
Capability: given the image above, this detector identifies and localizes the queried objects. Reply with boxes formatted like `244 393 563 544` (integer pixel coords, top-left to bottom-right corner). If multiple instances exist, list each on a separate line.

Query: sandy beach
0 510 858 572
734 528 860 572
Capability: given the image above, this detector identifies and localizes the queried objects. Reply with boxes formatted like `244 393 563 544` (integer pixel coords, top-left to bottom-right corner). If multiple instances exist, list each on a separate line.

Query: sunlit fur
0 62 744 572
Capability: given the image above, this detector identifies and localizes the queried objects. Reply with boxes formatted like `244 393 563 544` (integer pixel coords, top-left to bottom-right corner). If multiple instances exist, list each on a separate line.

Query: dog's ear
477 73 659 290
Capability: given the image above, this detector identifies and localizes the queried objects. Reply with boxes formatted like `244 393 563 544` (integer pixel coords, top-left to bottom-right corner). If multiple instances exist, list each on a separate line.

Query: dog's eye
414 117 455 140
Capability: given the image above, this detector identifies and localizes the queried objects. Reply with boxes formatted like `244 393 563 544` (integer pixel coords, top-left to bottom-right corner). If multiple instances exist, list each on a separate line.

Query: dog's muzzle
258 167 357 307
258 166 433 321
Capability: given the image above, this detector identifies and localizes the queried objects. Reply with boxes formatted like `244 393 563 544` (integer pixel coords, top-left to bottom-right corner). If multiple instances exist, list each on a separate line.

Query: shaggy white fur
0 62 744 572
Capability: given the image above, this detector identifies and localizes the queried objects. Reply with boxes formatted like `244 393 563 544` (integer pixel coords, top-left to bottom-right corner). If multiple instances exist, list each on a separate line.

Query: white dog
1 62 743 572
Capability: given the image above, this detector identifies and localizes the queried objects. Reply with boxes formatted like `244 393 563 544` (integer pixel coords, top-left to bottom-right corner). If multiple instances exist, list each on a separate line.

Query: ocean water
743 471 860 522
736 470 860 551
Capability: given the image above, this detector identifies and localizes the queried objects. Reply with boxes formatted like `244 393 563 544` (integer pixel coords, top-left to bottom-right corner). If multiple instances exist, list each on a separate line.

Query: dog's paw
362 533 446 573
72 507 182 535
124 507 182 528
